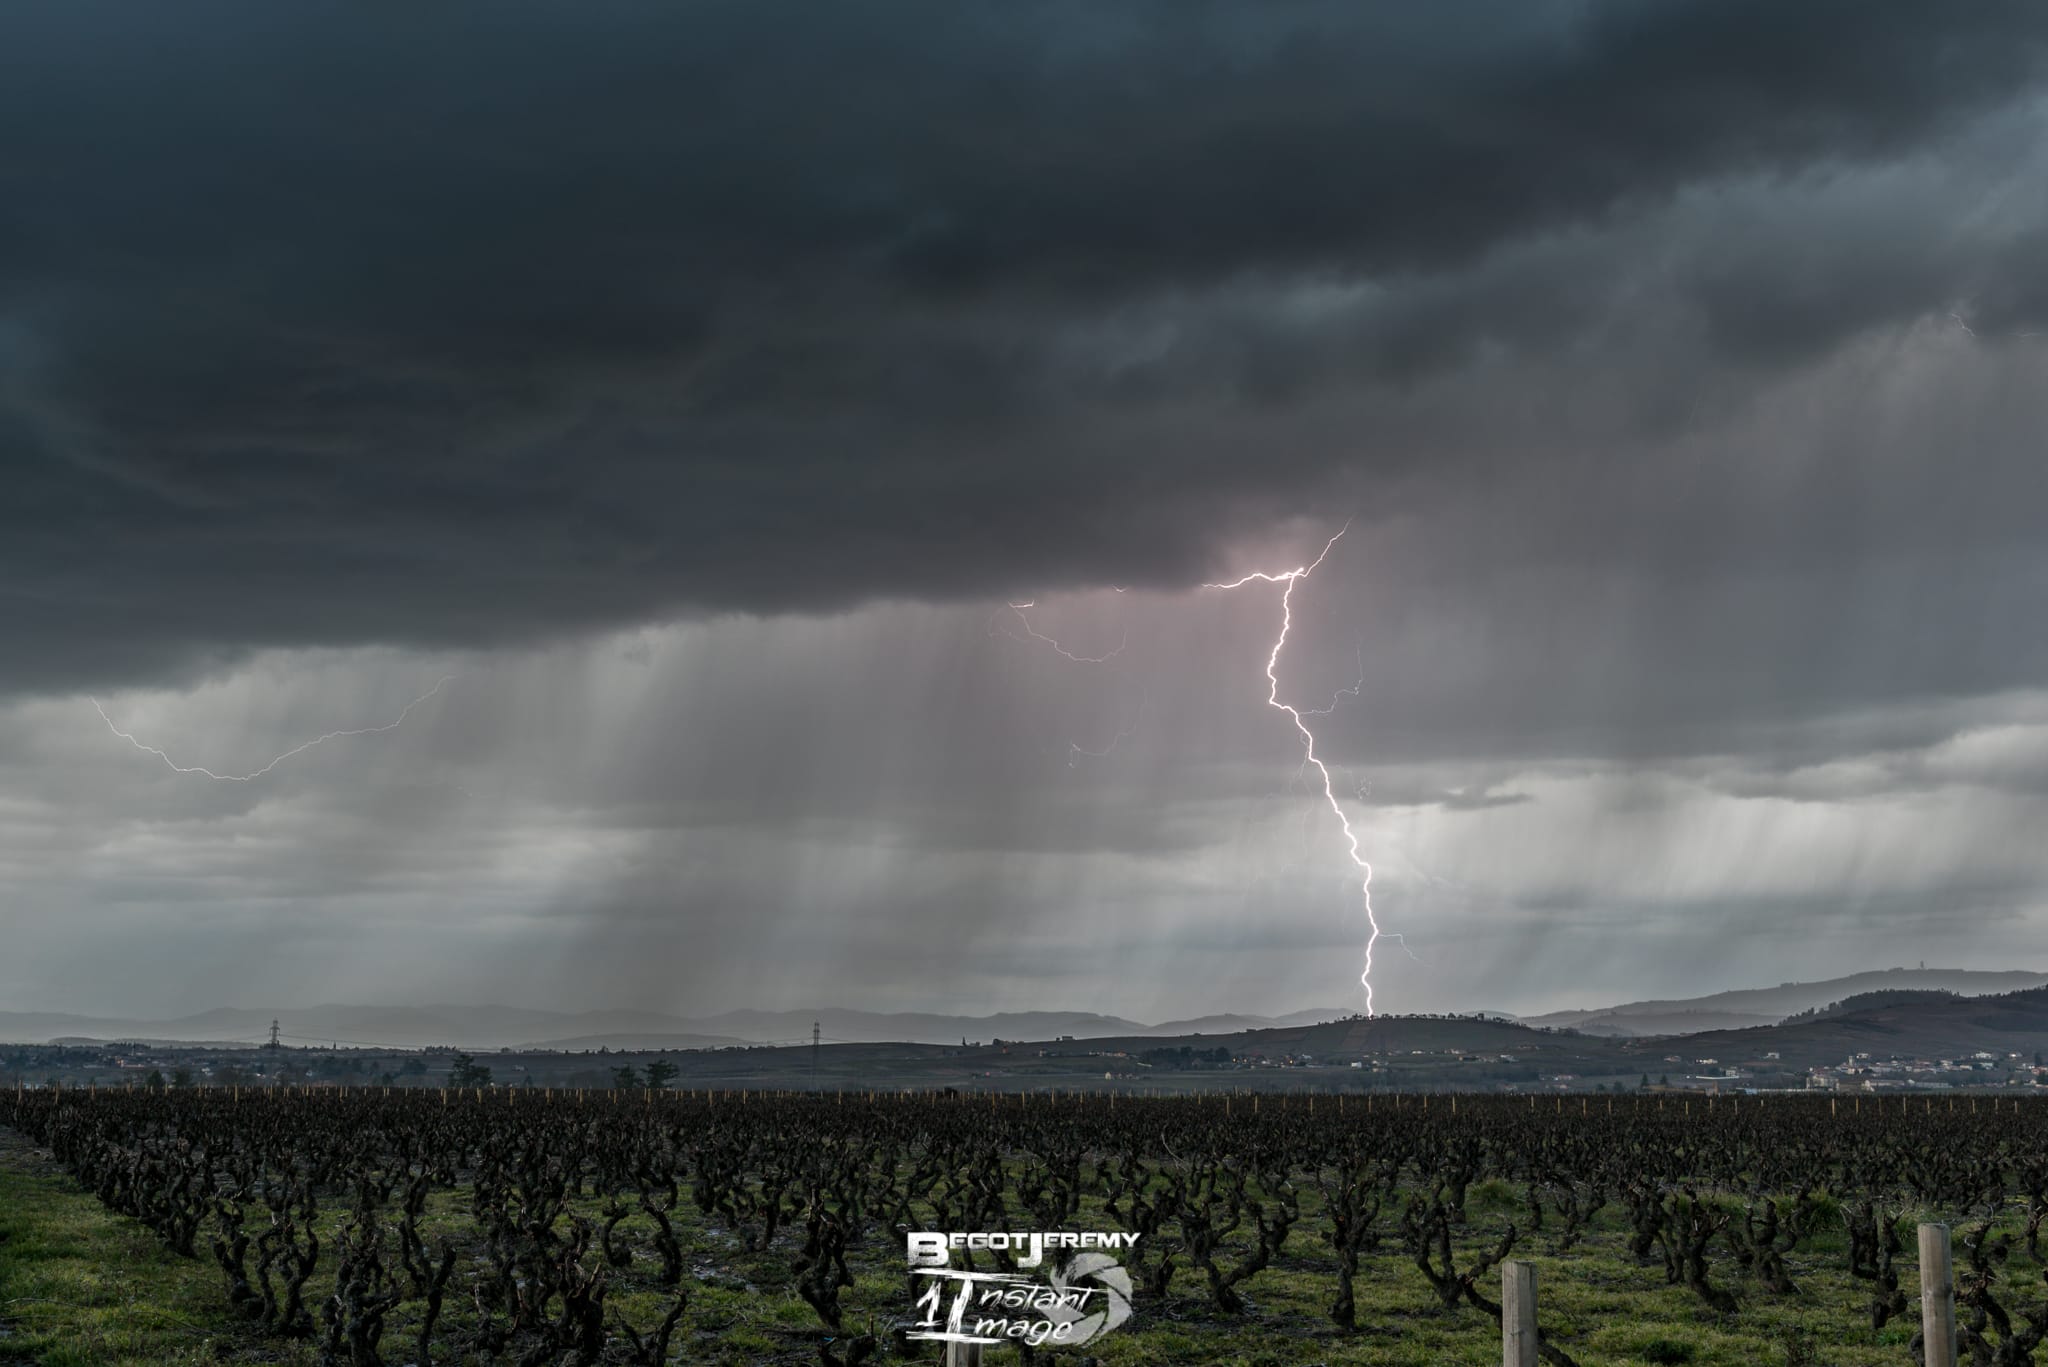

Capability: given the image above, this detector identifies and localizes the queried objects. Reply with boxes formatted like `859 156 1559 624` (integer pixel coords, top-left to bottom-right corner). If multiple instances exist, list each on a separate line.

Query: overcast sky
8 2 2048 1021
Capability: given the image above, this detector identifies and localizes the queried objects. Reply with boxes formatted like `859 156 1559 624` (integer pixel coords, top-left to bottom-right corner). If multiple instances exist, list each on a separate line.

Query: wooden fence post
945 1342 984 1367
1502 1260 1538 1367
1920 1223 1957 1367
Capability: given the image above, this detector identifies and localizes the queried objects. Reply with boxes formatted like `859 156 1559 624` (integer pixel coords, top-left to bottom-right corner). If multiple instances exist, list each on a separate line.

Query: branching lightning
993 596 1139 767
1380 932 1426 963
1068 691 1147 768
997 525 1388 1012
998 602 1127 663
91 676 454 781
1303 642 1364 716
1203 524 1385 1015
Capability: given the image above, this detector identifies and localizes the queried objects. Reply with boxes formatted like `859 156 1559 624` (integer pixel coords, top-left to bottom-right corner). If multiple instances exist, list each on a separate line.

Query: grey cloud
11 4 2048 1022
8 4 2048 700
1435 787 1534 813
15 634 2048 1019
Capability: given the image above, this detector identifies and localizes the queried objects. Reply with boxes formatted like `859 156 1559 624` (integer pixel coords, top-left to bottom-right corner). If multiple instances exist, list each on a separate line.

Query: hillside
1647 985 2048 1072
10 973 2043 1064
1524 967 2048 1036
0 1003 1357 1050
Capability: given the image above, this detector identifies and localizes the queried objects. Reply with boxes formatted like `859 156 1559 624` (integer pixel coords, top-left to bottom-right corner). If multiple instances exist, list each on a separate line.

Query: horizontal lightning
992 597 1141 767
91 676 454 781
1068 691 1147 768
999 602 1127 663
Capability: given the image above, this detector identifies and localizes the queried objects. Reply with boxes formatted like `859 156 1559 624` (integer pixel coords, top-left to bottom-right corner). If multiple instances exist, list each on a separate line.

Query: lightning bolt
1204 524 1384 1015
1067 691 1147 768
1381 931 1425 963
1303 642 1364 716
994 594 1140 766
91 676 453 781
998 602 1127 663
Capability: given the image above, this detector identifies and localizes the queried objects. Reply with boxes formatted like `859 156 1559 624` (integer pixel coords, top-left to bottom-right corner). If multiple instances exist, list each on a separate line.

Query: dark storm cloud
9 1 2048 698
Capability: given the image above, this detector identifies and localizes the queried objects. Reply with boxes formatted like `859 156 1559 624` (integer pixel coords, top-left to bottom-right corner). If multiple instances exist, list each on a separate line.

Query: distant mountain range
1070 985 2048 1080
1515 967 2048 1037
5 968 2039 1050
0 1003 1357 1050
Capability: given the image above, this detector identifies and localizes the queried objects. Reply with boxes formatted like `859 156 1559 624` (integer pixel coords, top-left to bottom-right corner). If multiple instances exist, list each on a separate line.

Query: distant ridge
0 1003 1359 1050
20 974 2036 1051
1522 967 2048 1037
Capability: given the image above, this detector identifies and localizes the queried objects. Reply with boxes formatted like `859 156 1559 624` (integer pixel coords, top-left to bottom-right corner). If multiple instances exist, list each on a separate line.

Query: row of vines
4 1090 2048 1364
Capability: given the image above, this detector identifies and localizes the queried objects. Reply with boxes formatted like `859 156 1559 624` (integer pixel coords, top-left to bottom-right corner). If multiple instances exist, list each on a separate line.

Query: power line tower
812 1020 820 1088
266 1019 281 1050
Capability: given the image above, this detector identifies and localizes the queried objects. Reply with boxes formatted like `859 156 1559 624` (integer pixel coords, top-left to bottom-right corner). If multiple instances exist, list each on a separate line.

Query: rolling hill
0 1003 1358 1050
1522 967 2048 1037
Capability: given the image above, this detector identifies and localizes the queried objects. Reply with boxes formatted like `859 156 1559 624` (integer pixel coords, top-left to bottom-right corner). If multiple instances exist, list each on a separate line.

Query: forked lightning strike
1203 524 1384 1016
998 526 1387 1011
91 677 454 781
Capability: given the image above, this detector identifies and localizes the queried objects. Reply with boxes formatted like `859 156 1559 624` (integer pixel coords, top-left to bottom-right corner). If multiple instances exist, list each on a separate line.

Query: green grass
0 1155 257 1366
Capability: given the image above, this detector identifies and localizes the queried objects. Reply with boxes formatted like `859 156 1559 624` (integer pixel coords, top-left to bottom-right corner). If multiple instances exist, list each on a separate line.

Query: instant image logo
906 1230 1137 1348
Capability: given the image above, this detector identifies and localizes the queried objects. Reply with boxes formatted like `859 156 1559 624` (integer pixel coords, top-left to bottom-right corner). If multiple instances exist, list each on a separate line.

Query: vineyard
3 1088 2047 1365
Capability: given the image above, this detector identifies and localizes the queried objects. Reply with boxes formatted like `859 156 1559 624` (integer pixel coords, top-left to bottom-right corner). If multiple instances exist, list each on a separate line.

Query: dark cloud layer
12 5 2048 1022
8 2 2048 700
